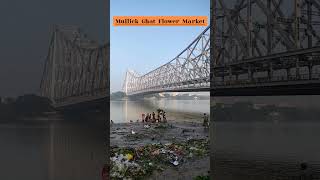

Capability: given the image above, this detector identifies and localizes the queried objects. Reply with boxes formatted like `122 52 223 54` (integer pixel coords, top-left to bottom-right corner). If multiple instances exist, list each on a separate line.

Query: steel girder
125 0 320 96
212 0 320 87
123 26 210 96
40 25 109 106
214 0 320 65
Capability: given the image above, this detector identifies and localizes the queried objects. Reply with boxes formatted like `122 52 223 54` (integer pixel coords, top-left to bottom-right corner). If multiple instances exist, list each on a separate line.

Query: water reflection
0 118 106 180
111 99 210 123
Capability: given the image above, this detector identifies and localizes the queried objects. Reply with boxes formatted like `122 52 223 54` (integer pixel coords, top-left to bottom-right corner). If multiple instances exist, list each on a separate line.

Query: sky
0 0 106 97
110 0 210 92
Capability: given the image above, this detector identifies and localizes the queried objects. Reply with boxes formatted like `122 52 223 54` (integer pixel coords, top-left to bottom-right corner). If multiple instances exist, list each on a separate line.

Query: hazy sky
0 0 106 97
110 0 210 92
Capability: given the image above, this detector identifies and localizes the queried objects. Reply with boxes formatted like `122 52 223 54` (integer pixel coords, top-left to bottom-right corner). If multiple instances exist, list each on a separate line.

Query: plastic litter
144 125 150 129
110 138 208 179
172 160 179 166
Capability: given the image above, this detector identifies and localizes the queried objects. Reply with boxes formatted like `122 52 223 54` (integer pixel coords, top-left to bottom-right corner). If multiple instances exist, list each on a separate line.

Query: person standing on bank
203 113 209 128
142 113 145 122
152 112 156 122
163 111 166 123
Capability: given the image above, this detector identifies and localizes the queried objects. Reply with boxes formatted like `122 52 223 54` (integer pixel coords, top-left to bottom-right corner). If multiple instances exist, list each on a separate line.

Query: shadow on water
0 112 107 180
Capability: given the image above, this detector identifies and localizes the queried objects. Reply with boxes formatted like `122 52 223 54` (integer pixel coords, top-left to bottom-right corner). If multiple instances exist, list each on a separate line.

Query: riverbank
110 120 210 180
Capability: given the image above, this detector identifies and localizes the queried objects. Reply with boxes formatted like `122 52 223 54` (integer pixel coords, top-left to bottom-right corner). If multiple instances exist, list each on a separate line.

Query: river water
213 122 320 178
0 120 106 180
110 99 210 123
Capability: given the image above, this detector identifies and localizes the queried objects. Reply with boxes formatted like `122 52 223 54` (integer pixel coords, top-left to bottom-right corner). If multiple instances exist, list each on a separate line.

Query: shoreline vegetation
0 94 56 122
110 91 210 101
2 93 320 123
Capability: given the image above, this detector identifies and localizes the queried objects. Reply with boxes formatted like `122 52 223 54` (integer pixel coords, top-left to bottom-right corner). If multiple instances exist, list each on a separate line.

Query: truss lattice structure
210 0 320 95
123 26 210 96
40 25 109 107
213 0 320 65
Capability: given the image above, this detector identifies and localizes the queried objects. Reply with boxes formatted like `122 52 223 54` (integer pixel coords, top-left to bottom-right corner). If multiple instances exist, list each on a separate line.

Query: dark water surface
213 122 320 179
0 120 106 180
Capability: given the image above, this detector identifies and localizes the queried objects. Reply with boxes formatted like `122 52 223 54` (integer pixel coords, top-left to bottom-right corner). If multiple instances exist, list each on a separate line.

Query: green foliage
110 91 126 100
0 94 53 121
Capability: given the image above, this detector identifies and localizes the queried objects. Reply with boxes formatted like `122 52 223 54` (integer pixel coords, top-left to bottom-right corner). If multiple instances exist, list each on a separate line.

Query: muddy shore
110 120 210 180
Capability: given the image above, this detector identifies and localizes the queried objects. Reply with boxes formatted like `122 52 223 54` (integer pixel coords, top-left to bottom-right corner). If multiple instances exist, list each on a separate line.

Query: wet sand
110 120 210 180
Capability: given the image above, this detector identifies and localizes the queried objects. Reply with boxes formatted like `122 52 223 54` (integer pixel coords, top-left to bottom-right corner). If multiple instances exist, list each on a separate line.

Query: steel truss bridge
125 0 320 96
40 25 109 108
123 26 210 96
40 0 320 108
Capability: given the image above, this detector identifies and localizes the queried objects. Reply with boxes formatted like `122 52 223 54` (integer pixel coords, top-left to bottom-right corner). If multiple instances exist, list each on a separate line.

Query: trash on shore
144 124 150 129
154 123 172 129
110 138 209 179
193 175 210 180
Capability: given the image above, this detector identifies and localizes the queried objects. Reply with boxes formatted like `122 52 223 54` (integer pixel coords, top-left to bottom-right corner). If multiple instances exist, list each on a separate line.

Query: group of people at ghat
141 110 167 123
115 18 205 24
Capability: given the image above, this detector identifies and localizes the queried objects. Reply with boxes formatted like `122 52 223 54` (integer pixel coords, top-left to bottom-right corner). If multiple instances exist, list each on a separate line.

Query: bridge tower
40 25 109 108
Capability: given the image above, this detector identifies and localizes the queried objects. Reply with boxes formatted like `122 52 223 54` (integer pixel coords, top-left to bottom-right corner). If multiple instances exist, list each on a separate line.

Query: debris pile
110 139 209 179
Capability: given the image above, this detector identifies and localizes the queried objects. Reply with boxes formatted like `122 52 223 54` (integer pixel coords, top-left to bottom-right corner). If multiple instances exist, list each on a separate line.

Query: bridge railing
212 73 320 88
127 77 210 95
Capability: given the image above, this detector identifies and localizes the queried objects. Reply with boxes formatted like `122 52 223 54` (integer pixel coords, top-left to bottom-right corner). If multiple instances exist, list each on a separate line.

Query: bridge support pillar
296 58 300 79
294 0 301 49
307 0 313 48
248 64 253 82
286 68 291 80
229 67 232 81
309 62 313 80
222 75 225 85
268 62 273 81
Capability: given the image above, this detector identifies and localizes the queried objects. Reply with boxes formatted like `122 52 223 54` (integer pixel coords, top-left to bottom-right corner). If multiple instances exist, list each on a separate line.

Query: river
110 99 210 123
0 119 106 180
213 122 320 178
